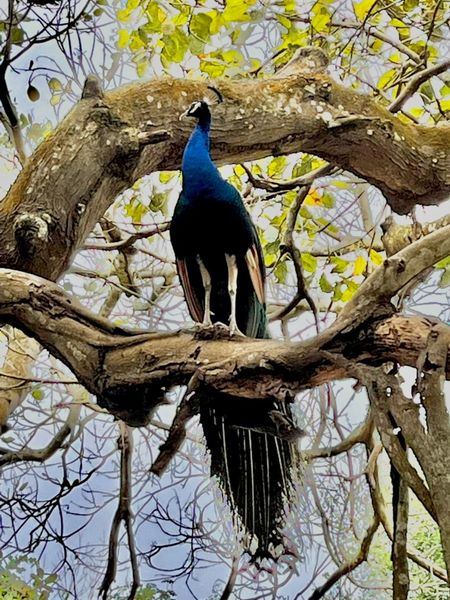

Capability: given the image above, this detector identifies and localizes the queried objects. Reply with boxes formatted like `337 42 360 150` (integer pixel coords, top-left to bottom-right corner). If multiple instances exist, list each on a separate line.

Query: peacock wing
175 256 204 323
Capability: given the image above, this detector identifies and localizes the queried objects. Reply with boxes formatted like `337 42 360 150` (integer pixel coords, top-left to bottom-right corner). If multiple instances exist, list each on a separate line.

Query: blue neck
181 117 222 196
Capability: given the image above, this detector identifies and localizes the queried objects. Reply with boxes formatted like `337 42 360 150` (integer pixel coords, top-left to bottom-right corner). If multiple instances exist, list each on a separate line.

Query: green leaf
200 59 226 78
265 240 280 255
135 58 149 78
301 253 317 273
124 196 149 222
274 260 288 284
377 68 396 90
319 273 333 293
435 255 450 269
159 171 175 184
439 267 450 288
267 156 287 177
330 256 349 274
222 0 255 23
190 13 212 40
369 249 384 266
311 6 330 32
161 29 188 63
321 192 335 208
353 255 367 276
150 192 169 215
32 389 44 401
341 280 359 302
11 26 24 44
143 3 167 33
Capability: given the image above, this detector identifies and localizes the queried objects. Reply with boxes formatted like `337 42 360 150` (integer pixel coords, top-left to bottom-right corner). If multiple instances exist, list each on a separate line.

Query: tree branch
306 516 379 599
1 68 450 287
388 59 450 113
0 264 449 426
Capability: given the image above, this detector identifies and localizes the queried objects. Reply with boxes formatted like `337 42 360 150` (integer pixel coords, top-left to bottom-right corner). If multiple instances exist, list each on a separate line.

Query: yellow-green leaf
118 29 129 49
311 7 330 32
301 253 317 273
319 273 333 293
378 68 396 90
48 77 62 91
354 0 376 21
369 249 384 265
341 280 359 302
117 8 131 22
353 255 367 276
190 12 212 40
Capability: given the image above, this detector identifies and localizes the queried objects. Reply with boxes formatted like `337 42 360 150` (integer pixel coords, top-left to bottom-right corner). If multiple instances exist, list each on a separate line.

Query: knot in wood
82 75 103 100
14 212 52 257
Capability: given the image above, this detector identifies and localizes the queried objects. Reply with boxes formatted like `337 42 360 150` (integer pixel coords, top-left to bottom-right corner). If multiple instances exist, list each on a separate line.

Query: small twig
272 186 319 331
150 379 200 476
219 554 240 600
388 58 450 113
99 422 139 600
306 516 379 599
242 163 336 193
84 222 170 252
0 403 80 466
304 417 373 459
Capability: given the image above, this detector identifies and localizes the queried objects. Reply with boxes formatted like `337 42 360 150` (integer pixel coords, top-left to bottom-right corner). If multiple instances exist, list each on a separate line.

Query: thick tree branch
0 264 448 424
1 69 450 286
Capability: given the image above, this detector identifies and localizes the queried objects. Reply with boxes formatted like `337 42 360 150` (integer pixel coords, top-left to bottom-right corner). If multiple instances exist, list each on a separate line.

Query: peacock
170 92 299 560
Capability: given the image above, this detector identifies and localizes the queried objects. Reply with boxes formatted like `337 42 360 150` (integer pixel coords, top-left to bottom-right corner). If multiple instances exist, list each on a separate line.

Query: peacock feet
228 323 245 337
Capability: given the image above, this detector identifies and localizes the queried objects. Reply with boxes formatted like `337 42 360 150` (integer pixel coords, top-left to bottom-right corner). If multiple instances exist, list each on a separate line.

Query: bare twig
271 186 319 329
305 416 373 460
150 382 199 477
219 554 240 600
242 163 336 193
99 422 139 600
306 516 379 599
84 223 170 252
388 58 450 113
0 403 80 466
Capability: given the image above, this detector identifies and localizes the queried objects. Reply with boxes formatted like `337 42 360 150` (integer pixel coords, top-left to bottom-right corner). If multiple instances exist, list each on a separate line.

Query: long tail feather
200 395 298 560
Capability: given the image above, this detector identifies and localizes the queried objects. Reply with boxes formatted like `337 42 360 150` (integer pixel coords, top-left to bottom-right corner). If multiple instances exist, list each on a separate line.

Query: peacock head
180 100 211 122
179 86 223 123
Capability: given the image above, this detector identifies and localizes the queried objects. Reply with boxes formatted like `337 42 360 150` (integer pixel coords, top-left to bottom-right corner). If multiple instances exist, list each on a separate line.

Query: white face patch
188 101 202 115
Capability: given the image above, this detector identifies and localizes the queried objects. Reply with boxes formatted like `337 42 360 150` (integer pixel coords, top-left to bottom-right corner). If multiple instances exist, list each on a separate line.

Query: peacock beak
179 108 190 120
